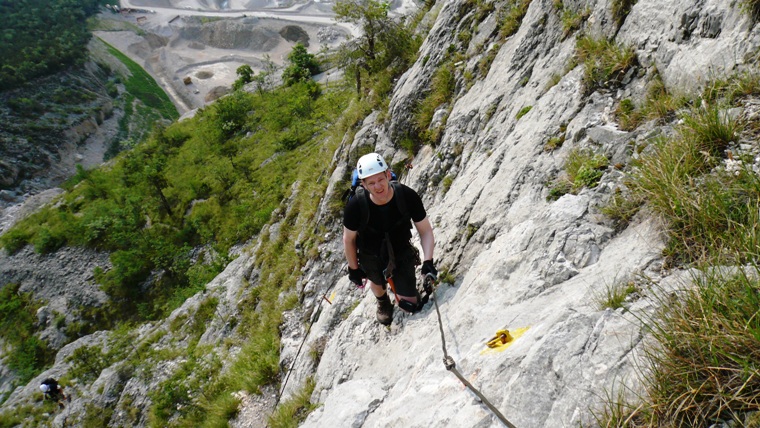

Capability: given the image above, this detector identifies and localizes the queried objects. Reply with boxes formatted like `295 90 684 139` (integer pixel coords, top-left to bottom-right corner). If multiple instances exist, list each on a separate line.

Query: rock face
1 0 758 426
0 61 115 196
284 0 760 427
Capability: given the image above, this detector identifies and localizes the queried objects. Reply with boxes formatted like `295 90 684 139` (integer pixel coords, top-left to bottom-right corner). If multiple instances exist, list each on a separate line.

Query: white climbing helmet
40 384 50 393
356 153 389 179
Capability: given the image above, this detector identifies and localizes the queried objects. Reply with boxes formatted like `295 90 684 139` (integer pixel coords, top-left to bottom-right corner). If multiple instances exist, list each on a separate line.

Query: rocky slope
282 0 760 426
1 0 758 426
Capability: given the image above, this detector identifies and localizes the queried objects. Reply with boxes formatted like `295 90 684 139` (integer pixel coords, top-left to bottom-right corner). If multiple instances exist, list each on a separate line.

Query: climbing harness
428 274 518 428
382 233 431 313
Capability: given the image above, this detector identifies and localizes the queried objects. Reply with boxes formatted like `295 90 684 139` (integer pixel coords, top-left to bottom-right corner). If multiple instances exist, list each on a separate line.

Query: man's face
362 170 390 197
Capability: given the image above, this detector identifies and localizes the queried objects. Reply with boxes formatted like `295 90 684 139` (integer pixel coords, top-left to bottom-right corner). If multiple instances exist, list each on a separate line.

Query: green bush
442 175 454 193
543 135 565 152
551 148 609 197
0 228 32 254
32 227 66 254
67 345 112 384
0 284 53 383
703 71 760 105
602 85 760 424
615 77 690 131
81 403 116 428
565 149 609 187
478 43 500 76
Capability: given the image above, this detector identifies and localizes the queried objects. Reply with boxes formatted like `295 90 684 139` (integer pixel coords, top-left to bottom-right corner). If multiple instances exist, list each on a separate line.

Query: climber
342 152 437 325
39 377 68 408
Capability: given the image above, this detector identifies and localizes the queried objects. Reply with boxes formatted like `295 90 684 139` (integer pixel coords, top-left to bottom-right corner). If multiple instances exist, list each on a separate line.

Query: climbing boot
376 293 394 326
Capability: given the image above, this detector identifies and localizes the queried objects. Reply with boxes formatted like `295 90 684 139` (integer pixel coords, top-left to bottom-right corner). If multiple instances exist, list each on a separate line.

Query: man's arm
343 227 360 269
413 217 435 261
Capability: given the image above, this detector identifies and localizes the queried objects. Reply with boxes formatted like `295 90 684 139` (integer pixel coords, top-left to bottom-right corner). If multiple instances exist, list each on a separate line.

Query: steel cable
429 277 518 428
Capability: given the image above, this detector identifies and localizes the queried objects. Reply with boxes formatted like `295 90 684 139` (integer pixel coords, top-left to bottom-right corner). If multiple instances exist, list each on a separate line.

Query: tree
333 0 391 63
282 43 320 86
251 55 277 95
232 64 254 91
333 0 419 95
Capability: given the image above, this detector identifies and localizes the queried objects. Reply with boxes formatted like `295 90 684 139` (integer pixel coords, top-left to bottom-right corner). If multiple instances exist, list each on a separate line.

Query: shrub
567 148 609 190
442 175 454 193
615 78 690 131
437 268 456 284
548 148 608 199
81 403 116 428
543 135 565 151
615 98 641 131
703 71 760 104
67 345 112 384
32 227 66 254
0 284 53 383
0 228 32 254
544 73 562 92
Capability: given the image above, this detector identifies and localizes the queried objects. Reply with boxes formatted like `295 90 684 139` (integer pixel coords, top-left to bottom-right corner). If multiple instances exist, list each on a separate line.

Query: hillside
2 0 760 427
0 36 178 235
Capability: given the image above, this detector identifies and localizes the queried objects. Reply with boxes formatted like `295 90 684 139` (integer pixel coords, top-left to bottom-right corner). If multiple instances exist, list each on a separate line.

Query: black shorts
359 244 420 297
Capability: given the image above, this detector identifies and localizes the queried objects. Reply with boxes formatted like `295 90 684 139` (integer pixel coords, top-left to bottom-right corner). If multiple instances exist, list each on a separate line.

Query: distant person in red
40 377 68 408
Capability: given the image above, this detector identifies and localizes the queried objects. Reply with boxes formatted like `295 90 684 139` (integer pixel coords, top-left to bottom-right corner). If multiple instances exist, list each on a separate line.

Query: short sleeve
343 195 361 231
403 185 427 222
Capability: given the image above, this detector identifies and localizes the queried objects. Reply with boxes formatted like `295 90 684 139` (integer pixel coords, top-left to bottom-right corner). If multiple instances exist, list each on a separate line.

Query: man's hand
421 259 437 280
348 266 367 286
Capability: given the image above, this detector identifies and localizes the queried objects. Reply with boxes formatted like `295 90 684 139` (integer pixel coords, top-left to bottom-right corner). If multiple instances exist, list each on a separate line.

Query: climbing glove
348 266 367 286
421 259 438 280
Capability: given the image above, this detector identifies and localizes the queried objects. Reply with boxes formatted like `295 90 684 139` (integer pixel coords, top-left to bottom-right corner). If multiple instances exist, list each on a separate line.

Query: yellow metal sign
480 327 529 354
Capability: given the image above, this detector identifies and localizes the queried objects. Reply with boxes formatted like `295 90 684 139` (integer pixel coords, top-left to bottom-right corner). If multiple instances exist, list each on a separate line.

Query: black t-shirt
343 183 427 254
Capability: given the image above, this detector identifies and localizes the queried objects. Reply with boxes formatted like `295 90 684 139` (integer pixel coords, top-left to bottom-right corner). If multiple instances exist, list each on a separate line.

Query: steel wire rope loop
428 274 518 428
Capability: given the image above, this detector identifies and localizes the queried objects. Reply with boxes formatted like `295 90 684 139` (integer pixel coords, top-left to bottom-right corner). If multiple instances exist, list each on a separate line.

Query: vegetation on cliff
0 0 113 91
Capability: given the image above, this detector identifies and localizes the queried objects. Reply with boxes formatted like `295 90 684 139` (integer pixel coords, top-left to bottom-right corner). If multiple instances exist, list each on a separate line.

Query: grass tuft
268 377 318 428
515 105 532 120
576 35 636 95
611 0 638 28
498 0 532 40
549 148 609 199
639 270 760 426
598 73 760 425
742 0 760 21
594 279 638 311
